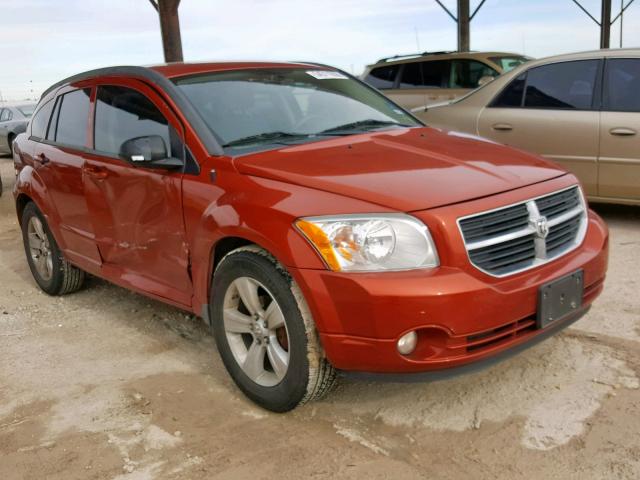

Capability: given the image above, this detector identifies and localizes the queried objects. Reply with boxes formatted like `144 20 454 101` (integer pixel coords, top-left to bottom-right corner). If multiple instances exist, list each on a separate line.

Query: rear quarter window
364 65 399 89
30 100 55 139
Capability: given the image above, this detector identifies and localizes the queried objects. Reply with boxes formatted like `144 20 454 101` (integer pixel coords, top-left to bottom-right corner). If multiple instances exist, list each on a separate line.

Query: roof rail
375 51 457 63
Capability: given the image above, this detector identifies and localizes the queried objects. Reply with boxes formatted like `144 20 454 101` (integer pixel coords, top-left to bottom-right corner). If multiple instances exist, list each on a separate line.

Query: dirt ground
0 156 639 480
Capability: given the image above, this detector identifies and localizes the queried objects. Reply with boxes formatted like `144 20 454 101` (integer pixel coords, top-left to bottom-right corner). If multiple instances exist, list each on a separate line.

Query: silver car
0 103 36 155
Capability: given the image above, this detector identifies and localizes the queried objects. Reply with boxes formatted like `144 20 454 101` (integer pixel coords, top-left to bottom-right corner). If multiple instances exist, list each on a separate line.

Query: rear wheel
8 134 15 156
21 202 85 295
211 246 337 412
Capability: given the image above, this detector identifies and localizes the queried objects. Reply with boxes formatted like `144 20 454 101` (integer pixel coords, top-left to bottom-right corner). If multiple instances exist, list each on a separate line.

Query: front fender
185 170 393 317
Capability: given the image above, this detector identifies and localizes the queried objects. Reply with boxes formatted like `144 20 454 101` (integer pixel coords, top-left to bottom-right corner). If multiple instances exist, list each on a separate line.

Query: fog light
397 331 417 355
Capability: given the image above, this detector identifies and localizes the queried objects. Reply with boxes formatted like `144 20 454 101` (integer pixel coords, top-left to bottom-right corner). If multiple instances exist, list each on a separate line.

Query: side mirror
477 75 496 87
119 135 183 170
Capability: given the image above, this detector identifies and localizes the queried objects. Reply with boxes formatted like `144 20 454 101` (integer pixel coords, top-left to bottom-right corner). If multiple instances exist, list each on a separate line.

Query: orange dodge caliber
12 62 608 411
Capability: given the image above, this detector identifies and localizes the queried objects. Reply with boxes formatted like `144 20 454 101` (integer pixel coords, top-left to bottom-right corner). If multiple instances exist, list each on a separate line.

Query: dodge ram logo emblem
534 217 550 239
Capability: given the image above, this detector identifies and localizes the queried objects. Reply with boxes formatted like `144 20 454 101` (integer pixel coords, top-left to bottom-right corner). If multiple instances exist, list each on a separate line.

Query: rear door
478 59 601 195
392 60 450 109
83 80 192 305
598 57 640 201
31 86 103 267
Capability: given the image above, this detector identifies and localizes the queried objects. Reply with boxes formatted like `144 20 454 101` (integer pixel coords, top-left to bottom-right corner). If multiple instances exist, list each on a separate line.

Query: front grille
458 186 587 276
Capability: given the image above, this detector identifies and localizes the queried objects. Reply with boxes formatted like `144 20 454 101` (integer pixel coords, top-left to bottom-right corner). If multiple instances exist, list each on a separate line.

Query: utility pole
148 0 184 63
571 0 636 49
434 0 487 52
601 0 612 48
457 0 470 53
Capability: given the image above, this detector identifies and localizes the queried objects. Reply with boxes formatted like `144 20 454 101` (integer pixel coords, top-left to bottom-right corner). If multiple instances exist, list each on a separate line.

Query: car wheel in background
211 246 337 412
20 202 85 295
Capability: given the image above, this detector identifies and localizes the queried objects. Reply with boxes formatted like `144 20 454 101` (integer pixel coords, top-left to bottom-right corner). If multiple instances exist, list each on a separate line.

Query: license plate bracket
537 270 584 329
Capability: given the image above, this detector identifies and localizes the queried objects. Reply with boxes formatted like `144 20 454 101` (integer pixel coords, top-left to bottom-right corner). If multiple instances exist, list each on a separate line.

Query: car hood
232 127 567 212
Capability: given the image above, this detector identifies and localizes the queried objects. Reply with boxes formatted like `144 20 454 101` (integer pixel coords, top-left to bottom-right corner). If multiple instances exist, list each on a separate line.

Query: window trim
488 58 604 112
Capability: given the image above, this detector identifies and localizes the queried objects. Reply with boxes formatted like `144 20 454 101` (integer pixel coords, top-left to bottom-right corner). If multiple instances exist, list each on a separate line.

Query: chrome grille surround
458 186 588 277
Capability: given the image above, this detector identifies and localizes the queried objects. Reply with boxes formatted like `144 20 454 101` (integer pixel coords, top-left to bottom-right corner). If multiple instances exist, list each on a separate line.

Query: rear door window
603 58 640 112
523 60 599 110
399 60 448 89
30 100 55 139
94 85 179 158
53 89 91 148
450 60 498 88
0 109 12 122
364 65 399 89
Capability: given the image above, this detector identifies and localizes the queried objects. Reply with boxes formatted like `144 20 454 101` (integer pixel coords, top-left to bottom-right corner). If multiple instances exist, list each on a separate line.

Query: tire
8 134 15 157
21 202 85 295
210 245 337 412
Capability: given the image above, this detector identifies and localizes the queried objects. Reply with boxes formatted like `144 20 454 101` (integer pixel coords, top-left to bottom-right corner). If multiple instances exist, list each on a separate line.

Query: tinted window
365 65 399 89
450 60 498 88
54 89 91 147
399 62 424 88
492 73 526 107
422 60 449 87
524 60 599 109
30 100 55 139
95 86 175 157
604 58 640 112
399 60 448 89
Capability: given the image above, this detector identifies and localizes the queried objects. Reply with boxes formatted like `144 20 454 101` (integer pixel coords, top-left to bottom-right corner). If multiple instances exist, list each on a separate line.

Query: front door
478 59 602 196
83 81 193 305
598 58 640 201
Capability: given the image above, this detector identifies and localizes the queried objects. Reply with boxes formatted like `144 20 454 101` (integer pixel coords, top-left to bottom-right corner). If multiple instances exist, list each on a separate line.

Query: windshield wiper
222 131 311 148
320 119 412 135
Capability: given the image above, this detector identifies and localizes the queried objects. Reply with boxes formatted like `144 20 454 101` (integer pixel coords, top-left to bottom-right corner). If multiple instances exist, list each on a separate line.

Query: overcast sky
1 0 639 101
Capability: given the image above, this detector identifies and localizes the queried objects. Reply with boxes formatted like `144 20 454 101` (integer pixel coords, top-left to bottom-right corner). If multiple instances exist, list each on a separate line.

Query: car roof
367 51 527 67
149 60 327 78
516 48 640 70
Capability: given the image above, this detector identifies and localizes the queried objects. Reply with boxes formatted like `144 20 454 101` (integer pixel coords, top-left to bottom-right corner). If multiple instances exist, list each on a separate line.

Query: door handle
492 123 513 131
609 127 637 136
83 165 109 180
35 153 50 165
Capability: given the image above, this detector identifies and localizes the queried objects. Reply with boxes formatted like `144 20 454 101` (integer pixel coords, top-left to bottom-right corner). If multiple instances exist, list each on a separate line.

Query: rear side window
399 60 448 89
603 58 640 112
53 89 91 148
364 65 399 89
491 73 527 107
489 56 529 72
450 60 498 88
30 100 55 139
0 109 12 122
94 85 176 157
399 62 424 88
524 60 599 110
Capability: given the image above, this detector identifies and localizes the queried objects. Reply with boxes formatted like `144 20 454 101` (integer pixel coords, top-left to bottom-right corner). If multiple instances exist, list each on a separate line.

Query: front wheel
211 246 337 412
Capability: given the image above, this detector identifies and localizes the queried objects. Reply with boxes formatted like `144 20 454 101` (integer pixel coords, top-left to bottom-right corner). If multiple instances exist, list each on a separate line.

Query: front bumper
291 206 608 374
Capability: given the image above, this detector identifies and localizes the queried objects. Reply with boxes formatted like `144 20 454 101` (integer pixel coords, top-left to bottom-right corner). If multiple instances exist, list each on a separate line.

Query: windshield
174 68 420 150
490 56 530 73
17 105 36 117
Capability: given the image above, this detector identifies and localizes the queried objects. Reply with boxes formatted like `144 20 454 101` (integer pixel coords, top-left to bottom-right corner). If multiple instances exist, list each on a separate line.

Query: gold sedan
416 49 640 205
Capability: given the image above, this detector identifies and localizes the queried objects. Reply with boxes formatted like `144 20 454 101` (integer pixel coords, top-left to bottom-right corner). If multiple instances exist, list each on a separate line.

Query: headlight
295 214 439 272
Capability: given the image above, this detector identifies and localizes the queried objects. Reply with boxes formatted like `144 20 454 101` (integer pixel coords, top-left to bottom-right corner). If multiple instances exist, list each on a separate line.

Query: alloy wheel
27 216 53 281
223 276 290 387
